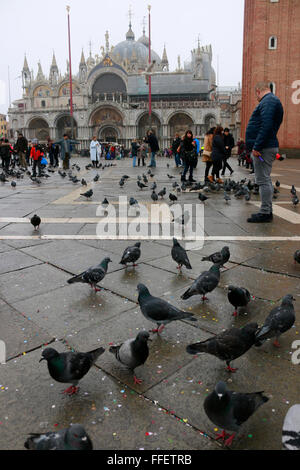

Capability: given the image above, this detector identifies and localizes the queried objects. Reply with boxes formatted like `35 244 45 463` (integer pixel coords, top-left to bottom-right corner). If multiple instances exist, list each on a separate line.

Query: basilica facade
8 23 240 149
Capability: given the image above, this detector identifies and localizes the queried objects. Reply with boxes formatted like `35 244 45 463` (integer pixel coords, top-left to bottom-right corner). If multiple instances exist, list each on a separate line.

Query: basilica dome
112 26 161 68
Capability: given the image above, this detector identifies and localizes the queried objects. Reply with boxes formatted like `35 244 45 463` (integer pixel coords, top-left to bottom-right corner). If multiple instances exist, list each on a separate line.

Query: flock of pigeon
2 160 299 450
31 240 298 450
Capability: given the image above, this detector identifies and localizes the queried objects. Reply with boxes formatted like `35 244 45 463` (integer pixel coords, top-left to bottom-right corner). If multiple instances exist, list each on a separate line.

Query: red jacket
30 146 44 161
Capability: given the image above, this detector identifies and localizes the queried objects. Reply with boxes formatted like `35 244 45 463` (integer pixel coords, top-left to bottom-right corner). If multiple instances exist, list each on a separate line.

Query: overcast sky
0 0 244 115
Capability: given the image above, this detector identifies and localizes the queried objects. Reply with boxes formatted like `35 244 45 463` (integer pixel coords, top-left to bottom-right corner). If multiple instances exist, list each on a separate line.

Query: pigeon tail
181 288 194 300
186 343 207 355
254 325 273 345
67 274 82 284
87 347 105 363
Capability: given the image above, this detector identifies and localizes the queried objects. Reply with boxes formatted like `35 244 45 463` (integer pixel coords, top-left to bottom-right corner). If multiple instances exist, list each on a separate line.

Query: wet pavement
0 155 300 450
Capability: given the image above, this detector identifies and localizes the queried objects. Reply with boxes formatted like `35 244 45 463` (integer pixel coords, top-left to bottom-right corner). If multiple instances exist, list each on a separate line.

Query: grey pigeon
186 323 258 373
120 242 141 267
102 198 109 205
30 214 41 231
67 257 112 292
291 185 297 196
151 182 157 190
93 174 100 182
202 246 230 267
151 190 158 202
39 346 105 395
169 193 178 203
158 187 166 198
109 331 151 385
198 193 209 203
129 197 138 206
204 381 269 447
294 250 300 264
24 424 93 450
282 405 300 450
81 189 93 199
224 192 231 203
181 264 220 302
228 286 251 317
81 178 87 186
11 181 16 188
119 178 125 187
137 181 147 190
292 195 299 207
171 238 192 271
255 294 296 348
137 283 197 334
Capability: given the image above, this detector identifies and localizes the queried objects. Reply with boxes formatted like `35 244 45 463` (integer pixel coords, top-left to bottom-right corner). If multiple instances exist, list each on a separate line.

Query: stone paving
0 155 299 450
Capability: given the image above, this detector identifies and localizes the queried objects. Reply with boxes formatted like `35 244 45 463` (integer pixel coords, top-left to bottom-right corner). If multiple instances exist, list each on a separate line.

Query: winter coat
211 135 226 164
15 136 28 153
171 137 181 155
131 142 139 157
146 134 159 152
90 140 101 161
246 92 284 152
53 138 79 160
223 133 235 158
202 134 213 162
30 146 44 161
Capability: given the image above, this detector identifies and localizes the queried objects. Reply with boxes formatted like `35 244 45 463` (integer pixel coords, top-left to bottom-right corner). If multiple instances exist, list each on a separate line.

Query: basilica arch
54 114 78 139
136 112 161 140
204 114 217 132
27 117 50 141
89 106 124 143
91 72 127 103
168 112 195 138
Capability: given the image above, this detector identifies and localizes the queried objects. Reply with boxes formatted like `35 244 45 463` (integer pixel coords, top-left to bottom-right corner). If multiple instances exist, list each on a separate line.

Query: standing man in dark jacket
146 130 159 168
221 128 234 176
53 134 79 170
246 81 284 223
172 133 182 168
15 133 28 169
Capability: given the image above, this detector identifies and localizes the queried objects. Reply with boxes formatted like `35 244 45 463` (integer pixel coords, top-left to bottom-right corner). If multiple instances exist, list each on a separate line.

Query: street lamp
66 5 74 139
148 5 152 130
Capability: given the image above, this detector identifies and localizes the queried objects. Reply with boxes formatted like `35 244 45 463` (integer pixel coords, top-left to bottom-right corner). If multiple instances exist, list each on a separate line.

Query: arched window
41 100 46 108
269 36 277 50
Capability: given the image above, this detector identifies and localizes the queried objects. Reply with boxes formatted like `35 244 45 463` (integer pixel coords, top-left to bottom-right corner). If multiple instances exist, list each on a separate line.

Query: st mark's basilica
8 20 241 149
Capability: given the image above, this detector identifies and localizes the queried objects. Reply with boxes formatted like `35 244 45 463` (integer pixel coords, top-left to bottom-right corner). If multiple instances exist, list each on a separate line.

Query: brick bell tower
241 0 300 156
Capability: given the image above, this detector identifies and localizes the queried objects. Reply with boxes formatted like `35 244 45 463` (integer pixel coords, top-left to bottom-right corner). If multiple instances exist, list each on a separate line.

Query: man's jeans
252 148 278 214
150 151 156 167
175 153 181 167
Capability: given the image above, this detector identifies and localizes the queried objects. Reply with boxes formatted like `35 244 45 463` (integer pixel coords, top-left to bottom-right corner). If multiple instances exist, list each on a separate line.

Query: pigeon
275 180 280 188
151 190 158 202
137 181 147 190
224 193 231 203
198 193 209 203
129 197 138 206
172 182 179 189
122 175 130 179
58 170 66 178
39 346 105 395
202 246 230 267
80 189 93 199
81 178 87 186
181 264 221 302
119 178 125 188
30 214 41 231
167 174 175 179
11 181 16 188
291 185 297 197
24 424 93 450
137 284 197 334
292 195 299 207
228 286 251 317
294 250 300 265
171 238 192 271
255 294 296 348
120 242 141 267
93 174 100 182
186 322 259 373
102 198 109 205
282 405 300 450
169 193 178 203
151 182 157 190
158 188 166 198
0 173 8 183
67 257 112 292
109 331 151 385
204 381 269 446
142 175 148 184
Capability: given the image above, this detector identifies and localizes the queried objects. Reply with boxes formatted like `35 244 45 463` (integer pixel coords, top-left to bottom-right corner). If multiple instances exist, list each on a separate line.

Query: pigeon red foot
226 365 238 373
63 385 79 396
133 376 143 385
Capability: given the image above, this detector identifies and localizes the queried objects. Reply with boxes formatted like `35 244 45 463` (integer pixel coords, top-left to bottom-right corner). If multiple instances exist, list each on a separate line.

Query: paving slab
20 240 122 275
0 343 219 450
66 307 208 393
0 300 53 360
101 263 192 303
0 250 42 275
0 263 67 303
11 284 136 338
